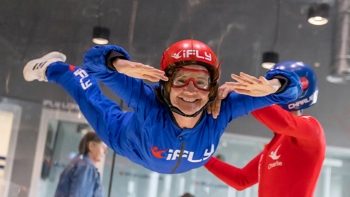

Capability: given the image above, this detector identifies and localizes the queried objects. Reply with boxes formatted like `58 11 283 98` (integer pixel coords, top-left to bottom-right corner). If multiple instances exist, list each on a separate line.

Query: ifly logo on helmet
172 50 212 61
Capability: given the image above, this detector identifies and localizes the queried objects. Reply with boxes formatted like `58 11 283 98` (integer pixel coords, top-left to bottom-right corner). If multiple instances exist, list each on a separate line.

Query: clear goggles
172 68 211 91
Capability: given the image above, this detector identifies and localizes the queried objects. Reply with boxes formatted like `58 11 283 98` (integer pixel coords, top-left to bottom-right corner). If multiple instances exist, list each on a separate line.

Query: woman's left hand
207 72 281 118
228 72 280 97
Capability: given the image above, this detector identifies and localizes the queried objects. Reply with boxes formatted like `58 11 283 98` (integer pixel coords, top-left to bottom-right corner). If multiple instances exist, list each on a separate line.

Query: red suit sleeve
251 105 324 141
204 154 260 190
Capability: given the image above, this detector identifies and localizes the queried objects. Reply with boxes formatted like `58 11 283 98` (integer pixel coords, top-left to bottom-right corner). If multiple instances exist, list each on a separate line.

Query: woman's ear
87 141 94 152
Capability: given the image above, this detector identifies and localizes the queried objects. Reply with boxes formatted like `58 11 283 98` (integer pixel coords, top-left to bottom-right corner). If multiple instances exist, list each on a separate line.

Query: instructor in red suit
205 61 326 197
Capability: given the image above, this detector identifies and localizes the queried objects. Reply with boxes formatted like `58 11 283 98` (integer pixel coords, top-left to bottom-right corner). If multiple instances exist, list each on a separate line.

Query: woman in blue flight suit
23 39 301 174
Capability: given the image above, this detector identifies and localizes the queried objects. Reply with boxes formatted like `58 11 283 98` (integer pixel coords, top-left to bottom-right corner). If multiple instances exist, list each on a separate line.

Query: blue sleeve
219 68 301 122
46 63 135 155
83 45 158 119
69 165 97 197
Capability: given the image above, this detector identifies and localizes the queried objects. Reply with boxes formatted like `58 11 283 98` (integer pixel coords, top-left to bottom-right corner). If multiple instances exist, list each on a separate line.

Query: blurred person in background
54 131 107 197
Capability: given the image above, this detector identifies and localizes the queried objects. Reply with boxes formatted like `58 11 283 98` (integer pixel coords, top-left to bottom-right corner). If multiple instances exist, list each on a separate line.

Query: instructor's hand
207 83 236 119
113 59 168 82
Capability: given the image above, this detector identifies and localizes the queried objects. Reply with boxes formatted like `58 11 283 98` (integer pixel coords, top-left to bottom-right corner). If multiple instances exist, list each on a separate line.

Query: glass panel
0 180 23 197
102 133 350 197
36 120 92 197
314 148 350 197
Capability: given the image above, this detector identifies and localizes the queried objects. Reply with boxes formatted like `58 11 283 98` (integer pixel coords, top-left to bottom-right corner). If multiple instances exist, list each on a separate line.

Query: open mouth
180 97 199 103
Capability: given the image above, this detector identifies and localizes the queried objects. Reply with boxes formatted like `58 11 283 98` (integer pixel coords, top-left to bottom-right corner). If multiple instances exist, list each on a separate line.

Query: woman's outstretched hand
207 72 281 119
113 59 168 82
228 72 280 96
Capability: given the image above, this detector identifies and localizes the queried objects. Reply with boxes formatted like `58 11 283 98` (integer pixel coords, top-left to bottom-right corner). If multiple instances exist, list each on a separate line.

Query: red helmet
157 39 220 117
160 39 219 72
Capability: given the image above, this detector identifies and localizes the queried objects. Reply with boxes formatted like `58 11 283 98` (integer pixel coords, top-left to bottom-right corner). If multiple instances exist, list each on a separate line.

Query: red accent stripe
68 65 75 71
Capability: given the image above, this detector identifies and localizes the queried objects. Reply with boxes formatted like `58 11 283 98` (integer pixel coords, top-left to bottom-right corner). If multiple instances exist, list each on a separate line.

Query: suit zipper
170 142 185 174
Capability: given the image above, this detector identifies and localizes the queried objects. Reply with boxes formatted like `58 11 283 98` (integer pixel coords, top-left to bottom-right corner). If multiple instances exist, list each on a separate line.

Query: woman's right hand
113 59 168 82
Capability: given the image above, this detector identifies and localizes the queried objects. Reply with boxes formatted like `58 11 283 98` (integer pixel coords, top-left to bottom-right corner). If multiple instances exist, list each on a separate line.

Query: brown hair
181 193 194 197
155 61 220 104
78 131 102 155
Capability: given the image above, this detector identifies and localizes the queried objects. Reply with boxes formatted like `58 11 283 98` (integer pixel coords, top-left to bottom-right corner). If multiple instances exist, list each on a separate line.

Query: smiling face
169 65 210 115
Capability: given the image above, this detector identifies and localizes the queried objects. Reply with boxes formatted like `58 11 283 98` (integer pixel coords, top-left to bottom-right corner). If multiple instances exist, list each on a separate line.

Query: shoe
23 52 67 82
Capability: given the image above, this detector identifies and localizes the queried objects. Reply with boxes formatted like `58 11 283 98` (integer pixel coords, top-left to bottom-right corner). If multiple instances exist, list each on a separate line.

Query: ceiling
3 0 350 147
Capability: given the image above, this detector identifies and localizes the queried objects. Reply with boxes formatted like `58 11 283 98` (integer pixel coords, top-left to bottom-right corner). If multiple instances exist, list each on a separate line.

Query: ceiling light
92 26 110 45
308 3 330 26
262 51 279 69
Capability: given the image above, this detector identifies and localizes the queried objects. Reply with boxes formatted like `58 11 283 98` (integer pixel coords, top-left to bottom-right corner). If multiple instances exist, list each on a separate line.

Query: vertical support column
323 166 332 197
327 0 350 83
